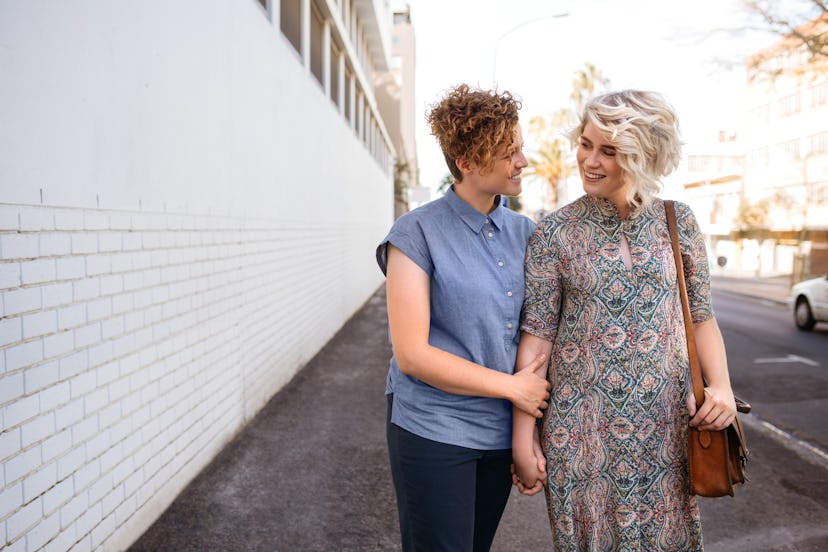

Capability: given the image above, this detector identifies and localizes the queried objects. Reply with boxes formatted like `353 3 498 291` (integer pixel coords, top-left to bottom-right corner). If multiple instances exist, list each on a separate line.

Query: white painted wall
0 1 393 550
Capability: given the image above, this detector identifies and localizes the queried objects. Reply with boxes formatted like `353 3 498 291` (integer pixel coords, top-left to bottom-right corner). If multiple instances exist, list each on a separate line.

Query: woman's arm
386 245 551 417
512 332 553 494
688 317 737 431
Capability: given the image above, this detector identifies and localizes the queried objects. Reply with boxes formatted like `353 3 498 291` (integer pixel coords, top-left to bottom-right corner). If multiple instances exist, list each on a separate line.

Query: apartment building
0 1 410 549
376 2 421 218
678 13 828 278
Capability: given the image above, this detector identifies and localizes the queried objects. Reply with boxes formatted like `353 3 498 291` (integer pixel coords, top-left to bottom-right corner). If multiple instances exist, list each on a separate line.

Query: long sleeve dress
520 195 713 552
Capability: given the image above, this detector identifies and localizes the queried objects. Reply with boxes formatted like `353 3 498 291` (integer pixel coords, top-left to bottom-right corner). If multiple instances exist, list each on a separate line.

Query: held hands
687 385 737 431
511 353 551 418
511 429 547 496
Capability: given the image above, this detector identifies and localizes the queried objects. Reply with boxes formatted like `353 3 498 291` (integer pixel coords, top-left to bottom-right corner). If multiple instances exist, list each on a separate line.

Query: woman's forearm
512 332 553 438
397 344 515 398
386 245 549 414
693 317 731 391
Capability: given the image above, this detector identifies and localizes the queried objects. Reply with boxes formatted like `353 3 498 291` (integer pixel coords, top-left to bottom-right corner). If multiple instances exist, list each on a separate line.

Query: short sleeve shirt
377 188 536 450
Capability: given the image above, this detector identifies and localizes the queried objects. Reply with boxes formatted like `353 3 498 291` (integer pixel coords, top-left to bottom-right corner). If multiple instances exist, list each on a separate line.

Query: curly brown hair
426 84 521 182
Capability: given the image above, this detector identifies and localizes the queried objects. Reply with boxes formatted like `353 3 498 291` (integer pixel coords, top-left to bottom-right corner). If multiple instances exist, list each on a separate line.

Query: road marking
704 524 828 552
740 413 828 470
753 354 820 366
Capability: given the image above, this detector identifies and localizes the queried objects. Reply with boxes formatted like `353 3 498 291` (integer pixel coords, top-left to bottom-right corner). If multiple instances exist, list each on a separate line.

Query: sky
404 0 816 201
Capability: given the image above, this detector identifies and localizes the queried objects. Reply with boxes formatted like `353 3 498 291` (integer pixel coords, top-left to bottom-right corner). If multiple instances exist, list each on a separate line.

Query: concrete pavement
710 273 792 305
130 282 828 551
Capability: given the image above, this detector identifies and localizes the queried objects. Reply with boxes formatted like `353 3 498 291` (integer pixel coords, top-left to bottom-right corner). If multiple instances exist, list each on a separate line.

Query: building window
778 93 801 118
779 139 800 159
394 10 411 24
330 43 341 107
344 69 353 126
356 93 364 139
310 3 324 86
815 181 828 203
280 0 301 55
812 81 828 108
810 131 828 155
687 155 711 172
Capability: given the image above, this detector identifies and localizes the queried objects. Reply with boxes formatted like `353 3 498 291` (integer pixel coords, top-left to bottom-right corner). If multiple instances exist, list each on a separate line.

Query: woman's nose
584 150 600 167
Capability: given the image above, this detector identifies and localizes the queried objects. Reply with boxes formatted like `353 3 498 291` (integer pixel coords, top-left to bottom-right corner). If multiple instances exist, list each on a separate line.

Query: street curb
740 412 828 471
712 286 789 306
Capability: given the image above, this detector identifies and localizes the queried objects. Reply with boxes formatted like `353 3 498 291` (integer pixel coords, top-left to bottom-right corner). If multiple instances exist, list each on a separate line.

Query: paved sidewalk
130 285 828 551
710 273 792 305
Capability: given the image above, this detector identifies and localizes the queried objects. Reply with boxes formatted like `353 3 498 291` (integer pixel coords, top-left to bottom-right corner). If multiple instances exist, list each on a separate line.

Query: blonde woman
512 90 736 551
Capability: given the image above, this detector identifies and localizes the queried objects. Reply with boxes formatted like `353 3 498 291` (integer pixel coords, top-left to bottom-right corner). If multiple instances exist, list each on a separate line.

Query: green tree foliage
394 160 410 203
507 195 523 212
437 173 453 195
735 198 771 239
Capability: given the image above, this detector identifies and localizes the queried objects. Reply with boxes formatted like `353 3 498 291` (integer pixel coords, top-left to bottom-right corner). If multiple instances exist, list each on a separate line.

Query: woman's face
476 123 528 197
576 122 629 207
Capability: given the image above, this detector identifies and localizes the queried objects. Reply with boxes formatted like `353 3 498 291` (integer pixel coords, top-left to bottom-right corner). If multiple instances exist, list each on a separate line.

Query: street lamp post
492 12 570 85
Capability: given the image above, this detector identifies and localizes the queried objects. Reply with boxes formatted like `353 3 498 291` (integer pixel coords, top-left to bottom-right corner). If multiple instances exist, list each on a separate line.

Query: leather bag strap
665 200 706 408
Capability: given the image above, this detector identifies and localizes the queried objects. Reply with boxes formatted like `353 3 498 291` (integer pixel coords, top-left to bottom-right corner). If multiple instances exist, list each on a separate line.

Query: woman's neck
454 182 498 214
614 200 632 219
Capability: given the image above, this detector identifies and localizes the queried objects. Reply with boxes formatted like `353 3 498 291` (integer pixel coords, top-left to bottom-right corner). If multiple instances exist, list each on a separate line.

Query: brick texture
1 205 385 550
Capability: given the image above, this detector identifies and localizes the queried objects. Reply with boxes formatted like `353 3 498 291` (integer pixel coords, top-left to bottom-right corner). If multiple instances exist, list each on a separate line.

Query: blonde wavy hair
568 90 682 211
426 84 521 182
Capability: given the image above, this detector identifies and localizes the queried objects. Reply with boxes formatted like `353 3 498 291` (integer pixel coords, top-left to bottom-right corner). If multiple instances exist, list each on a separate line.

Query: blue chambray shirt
376 187 535 450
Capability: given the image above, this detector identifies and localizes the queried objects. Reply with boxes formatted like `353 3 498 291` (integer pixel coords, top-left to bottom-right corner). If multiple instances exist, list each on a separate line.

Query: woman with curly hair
376 84 551 551
512 90 736 551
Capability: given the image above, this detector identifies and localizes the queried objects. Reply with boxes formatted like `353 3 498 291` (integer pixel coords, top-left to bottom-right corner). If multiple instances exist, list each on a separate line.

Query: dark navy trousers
386 395 513 552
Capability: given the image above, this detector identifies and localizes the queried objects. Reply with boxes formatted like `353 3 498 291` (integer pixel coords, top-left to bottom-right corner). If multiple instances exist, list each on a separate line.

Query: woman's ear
455 157 474 176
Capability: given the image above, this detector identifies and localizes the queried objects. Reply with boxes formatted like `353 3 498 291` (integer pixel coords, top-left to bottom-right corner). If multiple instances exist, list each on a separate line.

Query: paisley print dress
521 195 713 552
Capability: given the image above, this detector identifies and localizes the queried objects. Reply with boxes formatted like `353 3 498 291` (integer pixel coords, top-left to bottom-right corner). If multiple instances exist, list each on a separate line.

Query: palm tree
526 63 611 211
569 63 610 114
527 114 569 209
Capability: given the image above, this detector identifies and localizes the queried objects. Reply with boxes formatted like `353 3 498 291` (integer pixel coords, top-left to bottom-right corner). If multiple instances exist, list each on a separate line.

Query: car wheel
794 297 816 331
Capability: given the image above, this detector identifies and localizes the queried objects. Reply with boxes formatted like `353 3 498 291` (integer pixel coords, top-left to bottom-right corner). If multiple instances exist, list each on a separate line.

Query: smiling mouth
510 173 522 181
584 171 604 180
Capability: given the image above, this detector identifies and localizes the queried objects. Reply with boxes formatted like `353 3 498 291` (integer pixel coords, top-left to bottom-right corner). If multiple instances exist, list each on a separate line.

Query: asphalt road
712 289 828 451
494 288 828 551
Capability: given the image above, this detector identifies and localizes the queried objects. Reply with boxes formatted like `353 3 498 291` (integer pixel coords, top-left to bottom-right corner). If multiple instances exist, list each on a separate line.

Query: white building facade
375 2 421 217
675 14 828 279
0 0 399 550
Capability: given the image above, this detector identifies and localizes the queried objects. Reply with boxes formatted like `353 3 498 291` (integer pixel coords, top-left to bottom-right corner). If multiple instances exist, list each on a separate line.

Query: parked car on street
790 274 828 331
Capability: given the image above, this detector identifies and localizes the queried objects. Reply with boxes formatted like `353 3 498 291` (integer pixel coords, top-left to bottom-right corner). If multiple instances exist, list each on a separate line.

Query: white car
791 274 828 331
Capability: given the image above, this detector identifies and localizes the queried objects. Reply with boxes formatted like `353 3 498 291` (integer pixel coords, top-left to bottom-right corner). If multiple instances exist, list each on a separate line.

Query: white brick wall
0 206 388 550
0 1 396 548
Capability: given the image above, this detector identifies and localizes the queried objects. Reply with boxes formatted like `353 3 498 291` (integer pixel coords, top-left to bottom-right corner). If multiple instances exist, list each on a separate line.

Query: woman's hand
511 427 547 495
510 353 551 417
688 384 737 431
690 318 736 431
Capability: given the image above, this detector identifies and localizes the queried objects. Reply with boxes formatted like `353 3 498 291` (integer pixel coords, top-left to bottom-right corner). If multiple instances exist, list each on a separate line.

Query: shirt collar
445 186 505 234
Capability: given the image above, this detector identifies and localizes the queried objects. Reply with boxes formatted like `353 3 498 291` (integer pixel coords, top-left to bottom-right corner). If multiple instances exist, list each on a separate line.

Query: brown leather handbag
665 200 750 497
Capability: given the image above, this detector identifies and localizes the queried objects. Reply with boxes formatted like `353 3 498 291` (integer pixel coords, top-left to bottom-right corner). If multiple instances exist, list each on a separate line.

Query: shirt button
506 323 513 329
487 232 494 238
507 291 513 297
498 261 504 267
